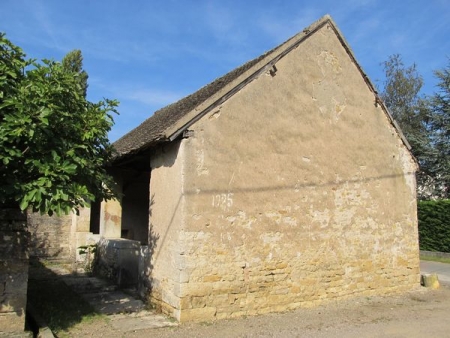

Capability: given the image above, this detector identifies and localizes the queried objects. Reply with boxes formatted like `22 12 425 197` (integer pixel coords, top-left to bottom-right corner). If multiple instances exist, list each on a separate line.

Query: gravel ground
65 283 450 338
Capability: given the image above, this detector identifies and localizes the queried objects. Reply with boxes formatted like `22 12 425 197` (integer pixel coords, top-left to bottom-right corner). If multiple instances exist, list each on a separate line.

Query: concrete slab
420 260 450 284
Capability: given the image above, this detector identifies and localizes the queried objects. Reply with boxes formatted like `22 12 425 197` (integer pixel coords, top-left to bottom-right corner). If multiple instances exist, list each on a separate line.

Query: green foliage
426 60 450 198
62 49 88 97
380 54 449 199
418 199 450 252
420 254 450 264
380 55 431 193
381 54 424 124
0 33 118 216
78 244 97 274
78 244 97 255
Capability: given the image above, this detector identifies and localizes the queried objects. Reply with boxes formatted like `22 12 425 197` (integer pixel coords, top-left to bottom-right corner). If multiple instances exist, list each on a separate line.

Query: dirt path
65 283 450 338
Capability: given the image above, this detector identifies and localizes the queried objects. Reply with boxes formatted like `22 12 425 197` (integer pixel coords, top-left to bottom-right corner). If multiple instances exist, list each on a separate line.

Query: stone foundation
177 255 419 321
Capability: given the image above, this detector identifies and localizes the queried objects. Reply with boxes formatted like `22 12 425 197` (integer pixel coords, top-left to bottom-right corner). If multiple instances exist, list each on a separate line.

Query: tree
380 55 429 149
0 33 118 215
62 49 88 97
427 61 450 198
380 54 434 199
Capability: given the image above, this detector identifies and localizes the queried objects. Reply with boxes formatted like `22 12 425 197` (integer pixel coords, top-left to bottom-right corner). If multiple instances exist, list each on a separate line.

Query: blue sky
1 0 449 141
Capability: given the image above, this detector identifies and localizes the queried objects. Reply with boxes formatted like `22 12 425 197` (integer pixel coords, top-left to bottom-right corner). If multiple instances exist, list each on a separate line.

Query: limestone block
182 282 213 297
179 296 193 309
421 274 440 289
212 281 238 294
179 306 217 322
191 296 207 308
0 311 26 333
202 274 221 282
208 294 229 307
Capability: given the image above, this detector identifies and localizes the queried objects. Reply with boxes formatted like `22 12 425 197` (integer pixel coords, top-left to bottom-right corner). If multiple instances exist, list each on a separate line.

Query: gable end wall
175 24 419 321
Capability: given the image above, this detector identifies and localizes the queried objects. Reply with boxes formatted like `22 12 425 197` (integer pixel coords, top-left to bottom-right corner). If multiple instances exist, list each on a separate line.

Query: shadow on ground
26 258 178 336
26 259 103 334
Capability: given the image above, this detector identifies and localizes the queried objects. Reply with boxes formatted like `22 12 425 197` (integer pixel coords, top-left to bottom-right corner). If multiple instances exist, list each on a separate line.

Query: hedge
418 199 450 252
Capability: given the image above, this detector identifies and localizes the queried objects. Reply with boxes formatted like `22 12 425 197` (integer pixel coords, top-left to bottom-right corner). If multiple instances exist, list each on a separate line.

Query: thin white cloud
32 2 59 47
3 1 179 64
89 77 185 108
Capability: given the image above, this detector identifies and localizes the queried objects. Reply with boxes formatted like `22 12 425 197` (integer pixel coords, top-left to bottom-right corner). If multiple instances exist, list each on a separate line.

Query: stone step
60 276 118 293
109 311 178 331
81 291 146 315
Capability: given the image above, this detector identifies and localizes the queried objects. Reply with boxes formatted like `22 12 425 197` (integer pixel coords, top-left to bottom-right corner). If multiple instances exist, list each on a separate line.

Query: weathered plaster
148 140 186 319
172 23 419 321
99 198 122 239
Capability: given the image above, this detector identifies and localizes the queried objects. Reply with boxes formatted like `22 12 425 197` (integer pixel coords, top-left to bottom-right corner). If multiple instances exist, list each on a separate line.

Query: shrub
418 199 450 252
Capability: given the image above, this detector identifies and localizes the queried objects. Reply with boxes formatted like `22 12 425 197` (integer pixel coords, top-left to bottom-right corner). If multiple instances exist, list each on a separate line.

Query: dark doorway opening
89 200 101 234
121 169 150 245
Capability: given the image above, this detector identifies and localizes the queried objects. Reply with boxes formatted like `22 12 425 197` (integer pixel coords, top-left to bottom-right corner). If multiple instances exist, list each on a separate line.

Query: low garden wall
0 208 29 333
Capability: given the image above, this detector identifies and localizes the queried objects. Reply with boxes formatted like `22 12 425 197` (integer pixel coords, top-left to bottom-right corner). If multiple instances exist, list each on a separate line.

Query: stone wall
0 208 29 333
27 212 72 262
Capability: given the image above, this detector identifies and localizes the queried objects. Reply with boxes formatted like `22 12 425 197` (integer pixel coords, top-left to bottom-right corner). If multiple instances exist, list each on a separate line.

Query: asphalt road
420 260 450 284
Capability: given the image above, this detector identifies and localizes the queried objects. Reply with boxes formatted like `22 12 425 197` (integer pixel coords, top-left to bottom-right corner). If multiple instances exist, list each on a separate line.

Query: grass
27 259 106 335
420 254 450 264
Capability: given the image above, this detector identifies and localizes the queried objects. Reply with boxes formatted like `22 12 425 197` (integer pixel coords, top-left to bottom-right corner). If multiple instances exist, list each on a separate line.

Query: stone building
101 15 420 321
32 15 421 322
